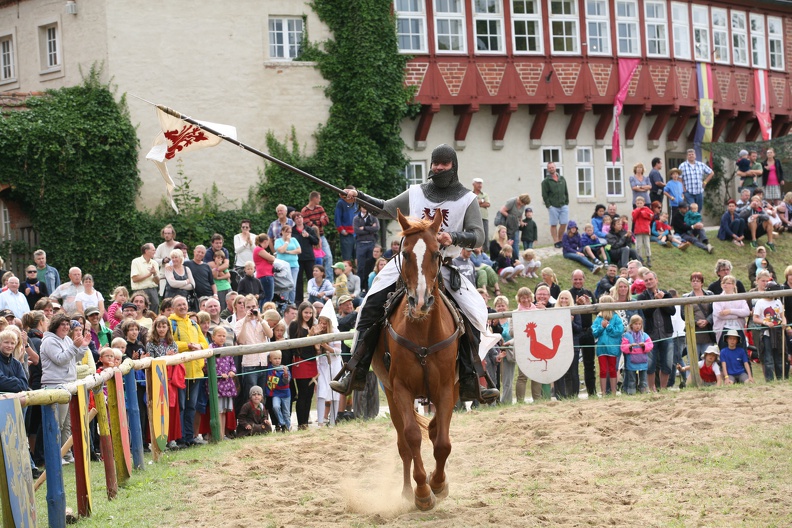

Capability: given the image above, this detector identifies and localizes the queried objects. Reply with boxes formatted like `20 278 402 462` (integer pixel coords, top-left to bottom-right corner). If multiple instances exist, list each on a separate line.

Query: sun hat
702 345 720 359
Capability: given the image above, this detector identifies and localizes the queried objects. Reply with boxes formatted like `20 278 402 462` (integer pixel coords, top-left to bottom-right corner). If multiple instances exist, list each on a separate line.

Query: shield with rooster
512 309 574 384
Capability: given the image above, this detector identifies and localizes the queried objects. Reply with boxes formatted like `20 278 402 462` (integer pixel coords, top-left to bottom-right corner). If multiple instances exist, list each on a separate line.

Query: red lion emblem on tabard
422 208 450 230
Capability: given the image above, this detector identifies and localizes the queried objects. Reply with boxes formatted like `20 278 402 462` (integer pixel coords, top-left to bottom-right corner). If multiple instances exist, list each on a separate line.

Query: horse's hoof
415 490 436 511
429 472 449 500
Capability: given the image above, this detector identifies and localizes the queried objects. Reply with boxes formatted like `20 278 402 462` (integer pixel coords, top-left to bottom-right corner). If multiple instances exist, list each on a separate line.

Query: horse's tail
414 409 431 442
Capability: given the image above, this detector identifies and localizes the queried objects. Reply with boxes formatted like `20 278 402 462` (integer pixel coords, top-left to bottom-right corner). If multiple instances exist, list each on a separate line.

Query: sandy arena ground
170 384 792 527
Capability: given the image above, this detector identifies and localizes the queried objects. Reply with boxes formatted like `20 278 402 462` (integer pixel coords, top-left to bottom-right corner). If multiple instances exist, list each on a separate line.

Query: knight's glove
448 231 478 249
355 191 385 212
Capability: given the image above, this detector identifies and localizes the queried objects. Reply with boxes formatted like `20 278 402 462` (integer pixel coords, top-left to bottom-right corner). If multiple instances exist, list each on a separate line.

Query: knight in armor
330 144 500 402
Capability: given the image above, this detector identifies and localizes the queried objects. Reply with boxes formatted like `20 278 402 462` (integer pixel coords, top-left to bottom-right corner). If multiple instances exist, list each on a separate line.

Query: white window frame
548 0 580 55
395 0 428 53
768 16 785 71
512 0 544 54
575 147 594 198
615 0 640 57
435 0 467 53
585 0 611 55
605 147 624 198
0 201 9 241
750 14 767 69
644 1 669 58
473 0 505 54
692 5 710 62
542 147 563 178
268 17 304 60
38 22 61 73
712 7 730 64
0 33 15 84
671 2 690 60
404 161 426 188
731 11 749 66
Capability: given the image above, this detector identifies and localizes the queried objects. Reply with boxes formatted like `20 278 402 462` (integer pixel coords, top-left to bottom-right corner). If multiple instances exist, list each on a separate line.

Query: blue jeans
624 369 648 395
683 191 703 213
563 252 595 271
258 275 274 305
271 394 291 430
183 378 205 443
668 335 687 387
648 338 673 376
522 240 534 250
321 235 333 281
339 233 356 261
511 231 521 257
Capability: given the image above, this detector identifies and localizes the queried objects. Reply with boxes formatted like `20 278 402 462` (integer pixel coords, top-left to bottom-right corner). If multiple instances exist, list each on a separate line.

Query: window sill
263 60 317 68
0 78 19 88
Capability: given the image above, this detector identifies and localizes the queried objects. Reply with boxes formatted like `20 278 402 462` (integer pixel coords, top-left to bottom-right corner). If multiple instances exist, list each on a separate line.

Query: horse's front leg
384 387 412 500
393 381 434 511
428 381 453 500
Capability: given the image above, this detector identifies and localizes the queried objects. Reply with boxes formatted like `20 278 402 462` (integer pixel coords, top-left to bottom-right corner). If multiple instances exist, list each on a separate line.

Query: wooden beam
745 120 761 141
711 110 735 142
492 103 518 141
667 107 695 142
453 104 478 143
529 104 552 140
624 106 645 141
648 106 672 141
564 104 587 141
725 111 752 143
772 114 789 139
594 110 613 141
780 121 792 137
414 104 440 143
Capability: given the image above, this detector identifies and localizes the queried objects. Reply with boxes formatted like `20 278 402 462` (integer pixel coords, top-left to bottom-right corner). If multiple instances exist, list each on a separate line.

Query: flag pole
148 101 386 216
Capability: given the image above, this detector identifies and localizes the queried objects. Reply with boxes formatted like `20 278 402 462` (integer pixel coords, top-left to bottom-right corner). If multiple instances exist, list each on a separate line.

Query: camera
250 309 259 316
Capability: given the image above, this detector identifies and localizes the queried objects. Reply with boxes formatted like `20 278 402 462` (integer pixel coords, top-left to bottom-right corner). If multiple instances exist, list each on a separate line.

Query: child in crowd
106 286 130 330
196 311 211 341
266 349 291 432
721 329 754 384
236 261 263 302
632 196 654 267
332 262 349 299
652 211 689 249
735 149 754 189
0 329 28 393
313 314 342 426
619 267 629 280
97 347 116 371
496 246 524 283
520 207 538 250
684 202 703 228
520 249 541 278
752 283 786 382
664 168 685 218
630 279 646 299
210 326 236 440
236 385 272 436
620 314 652 394
678 345 722 387
515 287 535 311
592 295 624 396
601 215 612 236
581 223 609 265
210 252 233 310
121 320 145 360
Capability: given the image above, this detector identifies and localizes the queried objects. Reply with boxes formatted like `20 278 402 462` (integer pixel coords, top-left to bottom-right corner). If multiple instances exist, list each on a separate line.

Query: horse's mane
399 217 434 237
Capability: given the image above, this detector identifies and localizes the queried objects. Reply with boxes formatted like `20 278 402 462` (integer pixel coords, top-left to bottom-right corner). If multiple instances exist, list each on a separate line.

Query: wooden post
684 304 701 388
41 403 66 528
106 373 131 485
123 370 145 470
69 385 92 518
147 358 170 462
93 385 117 499
0 398 36 528
207 355 221 443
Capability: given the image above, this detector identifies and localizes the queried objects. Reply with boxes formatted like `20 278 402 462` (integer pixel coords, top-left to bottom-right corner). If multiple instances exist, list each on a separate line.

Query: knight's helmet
428 144 459 189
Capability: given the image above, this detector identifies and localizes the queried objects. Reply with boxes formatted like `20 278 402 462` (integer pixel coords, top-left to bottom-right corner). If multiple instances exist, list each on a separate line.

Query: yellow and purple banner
694 63 714 161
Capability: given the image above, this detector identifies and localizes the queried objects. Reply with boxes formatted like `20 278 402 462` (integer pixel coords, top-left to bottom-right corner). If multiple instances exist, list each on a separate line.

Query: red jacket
632 206 654 235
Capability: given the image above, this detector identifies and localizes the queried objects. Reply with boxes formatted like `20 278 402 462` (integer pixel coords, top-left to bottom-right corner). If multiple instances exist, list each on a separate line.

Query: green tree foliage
0 67 155 291
260 0 418 210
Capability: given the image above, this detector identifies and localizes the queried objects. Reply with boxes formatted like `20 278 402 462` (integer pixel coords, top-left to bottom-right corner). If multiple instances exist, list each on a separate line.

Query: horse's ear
430 208 443 233
397 208 411 231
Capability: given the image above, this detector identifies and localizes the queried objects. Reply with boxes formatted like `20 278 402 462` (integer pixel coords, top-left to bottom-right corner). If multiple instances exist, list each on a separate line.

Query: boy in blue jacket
0 329 28 393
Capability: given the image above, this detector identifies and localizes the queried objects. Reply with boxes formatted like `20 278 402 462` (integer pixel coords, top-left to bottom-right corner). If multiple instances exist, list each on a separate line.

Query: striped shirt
301 205 329 236
678 160 713 195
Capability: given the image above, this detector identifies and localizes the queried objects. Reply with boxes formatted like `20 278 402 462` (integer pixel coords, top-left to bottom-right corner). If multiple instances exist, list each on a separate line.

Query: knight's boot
458 325 500 403
330 329 374 395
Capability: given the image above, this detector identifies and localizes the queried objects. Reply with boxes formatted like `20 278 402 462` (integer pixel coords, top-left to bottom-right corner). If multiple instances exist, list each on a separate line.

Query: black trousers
555 347 580 399
294 377 314 426
295 259 315 305
580 333 597 396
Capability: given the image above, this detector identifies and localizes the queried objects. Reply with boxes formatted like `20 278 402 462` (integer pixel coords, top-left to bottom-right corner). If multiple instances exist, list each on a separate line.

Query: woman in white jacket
40 313 88 464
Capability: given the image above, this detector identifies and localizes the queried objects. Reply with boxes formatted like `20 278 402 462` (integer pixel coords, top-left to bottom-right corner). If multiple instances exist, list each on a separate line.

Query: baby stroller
272 259 295 314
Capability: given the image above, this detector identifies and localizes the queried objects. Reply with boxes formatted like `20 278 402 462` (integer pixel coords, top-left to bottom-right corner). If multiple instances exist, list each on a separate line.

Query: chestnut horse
371 209 462 511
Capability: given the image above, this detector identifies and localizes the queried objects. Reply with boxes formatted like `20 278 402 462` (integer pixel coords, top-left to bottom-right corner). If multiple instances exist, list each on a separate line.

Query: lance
151 102 386 217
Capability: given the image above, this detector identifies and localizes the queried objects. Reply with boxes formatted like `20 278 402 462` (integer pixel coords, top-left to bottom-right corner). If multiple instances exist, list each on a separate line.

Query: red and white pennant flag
146 106 237 212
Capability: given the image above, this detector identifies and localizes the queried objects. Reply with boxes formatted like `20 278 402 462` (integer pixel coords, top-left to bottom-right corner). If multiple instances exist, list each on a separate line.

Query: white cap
472 178 483 184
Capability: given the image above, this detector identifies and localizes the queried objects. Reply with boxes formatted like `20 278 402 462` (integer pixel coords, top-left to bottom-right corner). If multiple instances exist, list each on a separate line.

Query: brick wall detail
648 65 670 97
514 63 544 96
734 72 750 104
771 77 786 109
589 63 612 97
627 65 642 97
552 62 581 97
715 70 732 102
437 63 468 96
476 63 506 96
405 62 429 91
676 66 692 99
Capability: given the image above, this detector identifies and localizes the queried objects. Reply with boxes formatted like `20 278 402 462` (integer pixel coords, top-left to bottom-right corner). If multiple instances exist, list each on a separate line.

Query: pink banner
754 69 772 141
611 59 641 163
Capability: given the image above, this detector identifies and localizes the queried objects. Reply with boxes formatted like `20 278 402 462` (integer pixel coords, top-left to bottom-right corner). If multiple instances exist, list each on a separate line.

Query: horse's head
397 208 443 320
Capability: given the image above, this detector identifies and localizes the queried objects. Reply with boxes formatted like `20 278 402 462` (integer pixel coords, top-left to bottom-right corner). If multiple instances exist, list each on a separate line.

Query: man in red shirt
302 191 333 280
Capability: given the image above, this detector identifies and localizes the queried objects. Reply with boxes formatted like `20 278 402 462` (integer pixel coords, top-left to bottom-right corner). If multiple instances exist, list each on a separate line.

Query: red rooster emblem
523 322 564 371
